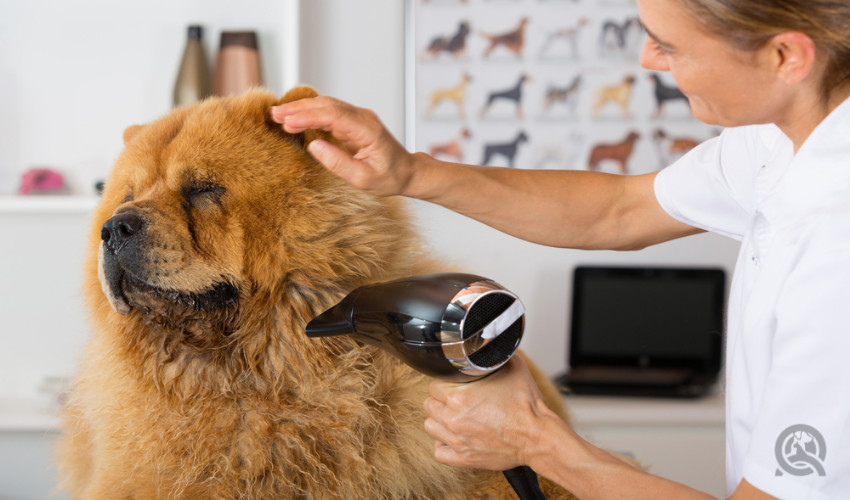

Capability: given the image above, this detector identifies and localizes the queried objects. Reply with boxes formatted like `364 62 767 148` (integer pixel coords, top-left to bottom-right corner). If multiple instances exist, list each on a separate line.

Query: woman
272 0 850 497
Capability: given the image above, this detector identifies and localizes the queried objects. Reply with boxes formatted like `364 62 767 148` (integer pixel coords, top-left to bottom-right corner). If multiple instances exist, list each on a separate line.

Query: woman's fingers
270 96 414 196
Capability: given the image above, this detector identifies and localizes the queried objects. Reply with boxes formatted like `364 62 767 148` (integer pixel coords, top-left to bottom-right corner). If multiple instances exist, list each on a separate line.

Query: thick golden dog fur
57 87 577 499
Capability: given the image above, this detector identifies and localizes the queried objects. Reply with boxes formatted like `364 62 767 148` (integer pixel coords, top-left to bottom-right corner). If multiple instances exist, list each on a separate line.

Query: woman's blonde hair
681 0 850 99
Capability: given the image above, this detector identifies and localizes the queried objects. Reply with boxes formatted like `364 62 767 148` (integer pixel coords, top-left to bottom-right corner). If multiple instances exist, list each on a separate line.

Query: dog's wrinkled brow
181 171 226 198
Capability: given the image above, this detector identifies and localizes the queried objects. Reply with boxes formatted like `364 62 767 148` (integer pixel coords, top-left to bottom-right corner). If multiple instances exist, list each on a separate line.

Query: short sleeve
654 126 775 241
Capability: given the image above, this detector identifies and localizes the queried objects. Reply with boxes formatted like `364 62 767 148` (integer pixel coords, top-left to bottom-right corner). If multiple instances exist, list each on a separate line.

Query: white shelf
567 390 725 426
0 392 724 432
2 393 724 433
0 195 100 214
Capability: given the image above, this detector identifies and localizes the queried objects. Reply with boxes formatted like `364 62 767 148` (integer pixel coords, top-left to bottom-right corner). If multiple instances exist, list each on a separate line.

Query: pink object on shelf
18 168 67 195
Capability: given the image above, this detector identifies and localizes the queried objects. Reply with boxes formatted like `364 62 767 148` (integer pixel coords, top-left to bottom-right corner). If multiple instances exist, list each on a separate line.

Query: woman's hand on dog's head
270 96 418 197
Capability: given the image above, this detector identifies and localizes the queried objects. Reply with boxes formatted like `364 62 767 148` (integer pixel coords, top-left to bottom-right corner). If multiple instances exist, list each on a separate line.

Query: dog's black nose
101 212 144 252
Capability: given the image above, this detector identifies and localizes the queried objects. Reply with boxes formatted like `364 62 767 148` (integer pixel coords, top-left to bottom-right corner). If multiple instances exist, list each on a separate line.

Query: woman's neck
778 85 850 153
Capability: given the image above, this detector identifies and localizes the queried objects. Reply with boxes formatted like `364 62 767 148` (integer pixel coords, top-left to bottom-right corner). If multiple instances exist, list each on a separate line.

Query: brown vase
173 25 211 108
212 31 263 97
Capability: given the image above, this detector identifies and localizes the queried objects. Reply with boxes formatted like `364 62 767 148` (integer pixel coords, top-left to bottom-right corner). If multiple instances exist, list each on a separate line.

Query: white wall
0 0 296 196
299 0 407 136
0 0 740 395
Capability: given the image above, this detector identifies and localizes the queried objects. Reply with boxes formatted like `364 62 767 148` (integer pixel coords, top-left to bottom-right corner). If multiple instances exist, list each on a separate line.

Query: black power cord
503 465 547 499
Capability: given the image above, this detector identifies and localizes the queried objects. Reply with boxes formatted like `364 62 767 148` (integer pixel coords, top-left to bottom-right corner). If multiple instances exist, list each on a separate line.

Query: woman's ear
769 31 817 85
123 124 145 145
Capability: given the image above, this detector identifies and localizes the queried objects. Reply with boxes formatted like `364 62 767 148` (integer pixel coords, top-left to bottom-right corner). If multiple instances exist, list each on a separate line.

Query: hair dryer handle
503 466 546 500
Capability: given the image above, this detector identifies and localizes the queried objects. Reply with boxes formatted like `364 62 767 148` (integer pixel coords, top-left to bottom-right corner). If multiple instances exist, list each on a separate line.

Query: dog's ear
123 124 145 145
275 86 335 147
279 85 319 104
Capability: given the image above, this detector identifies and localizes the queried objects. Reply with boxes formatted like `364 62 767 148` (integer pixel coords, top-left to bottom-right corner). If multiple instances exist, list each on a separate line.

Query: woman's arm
424 357 776 500
403 154 700 250
271 96 700 250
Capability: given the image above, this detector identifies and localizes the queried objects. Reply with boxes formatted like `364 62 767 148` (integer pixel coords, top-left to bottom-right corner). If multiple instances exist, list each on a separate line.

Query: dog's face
90 88 409 348
95 91 298 335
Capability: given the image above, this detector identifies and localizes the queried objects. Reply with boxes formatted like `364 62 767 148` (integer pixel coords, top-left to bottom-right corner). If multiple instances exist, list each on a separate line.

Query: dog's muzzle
98 211 147 315
101 212 145 254
97 210 241 317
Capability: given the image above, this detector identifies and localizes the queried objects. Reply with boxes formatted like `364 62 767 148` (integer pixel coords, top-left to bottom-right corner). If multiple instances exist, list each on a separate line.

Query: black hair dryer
305 273 546 500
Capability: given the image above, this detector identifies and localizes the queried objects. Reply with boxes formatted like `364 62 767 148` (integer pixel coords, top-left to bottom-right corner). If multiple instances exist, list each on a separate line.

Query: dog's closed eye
183 182 226 209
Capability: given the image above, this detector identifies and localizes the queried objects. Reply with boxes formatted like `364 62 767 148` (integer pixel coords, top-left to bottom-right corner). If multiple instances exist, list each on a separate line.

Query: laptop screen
569 266 725 372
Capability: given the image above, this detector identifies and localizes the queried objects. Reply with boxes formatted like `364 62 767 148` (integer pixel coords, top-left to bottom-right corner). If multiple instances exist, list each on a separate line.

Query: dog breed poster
406 0 718 174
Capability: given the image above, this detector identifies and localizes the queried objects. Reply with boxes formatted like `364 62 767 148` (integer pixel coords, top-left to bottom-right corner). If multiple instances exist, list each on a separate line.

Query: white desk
0 391 725 500
567 390 726 498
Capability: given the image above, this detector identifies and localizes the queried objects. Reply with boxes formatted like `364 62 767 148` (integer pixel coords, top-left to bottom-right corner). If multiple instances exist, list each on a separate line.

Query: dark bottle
173 25 211 108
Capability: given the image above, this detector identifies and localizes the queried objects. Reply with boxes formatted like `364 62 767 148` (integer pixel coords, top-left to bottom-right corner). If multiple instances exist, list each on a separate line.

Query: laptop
556 265 726 398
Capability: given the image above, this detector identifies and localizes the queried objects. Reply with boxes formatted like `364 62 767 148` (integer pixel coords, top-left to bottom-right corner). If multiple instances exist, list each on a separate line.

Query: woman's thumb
307 139 359 181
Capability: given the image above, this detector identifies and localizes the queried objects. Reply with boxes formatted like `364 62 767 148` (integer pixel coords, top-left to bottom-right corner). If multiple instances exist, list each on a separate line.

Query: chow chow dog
57 87 579 499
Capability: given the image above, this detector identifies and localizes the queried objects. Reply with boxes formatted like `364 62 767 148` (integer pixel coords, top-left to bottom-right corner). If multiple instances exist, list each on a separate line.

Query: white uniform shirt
655 96 850 499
